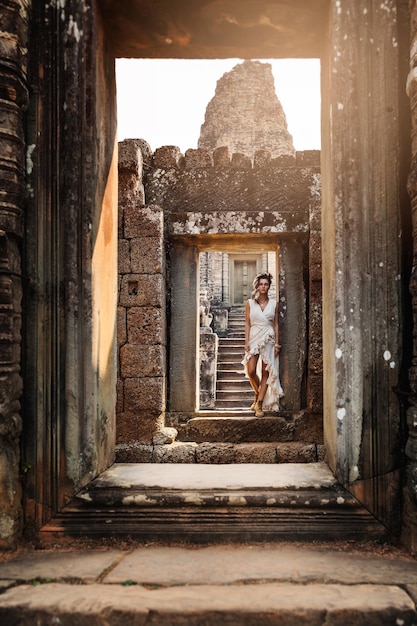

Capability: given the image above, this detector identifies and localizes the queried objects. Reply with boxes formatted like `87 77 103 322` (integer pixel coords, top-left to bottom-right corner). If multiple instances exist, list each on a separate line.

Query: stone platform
116 410 324 464
1 542 417 624
38 463 387 543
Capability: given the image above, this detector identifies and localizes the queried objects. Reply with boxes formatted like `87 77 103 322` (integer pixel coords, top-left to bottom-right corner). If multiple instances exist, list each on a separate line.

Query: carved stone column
322 0 404 531
0 0 29 548
169 243 199 414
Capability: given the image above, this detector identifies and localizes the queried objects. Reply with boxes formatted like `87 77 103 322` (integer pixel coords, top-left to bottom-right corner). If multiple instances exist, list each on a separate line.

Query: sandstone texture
198 60 295 159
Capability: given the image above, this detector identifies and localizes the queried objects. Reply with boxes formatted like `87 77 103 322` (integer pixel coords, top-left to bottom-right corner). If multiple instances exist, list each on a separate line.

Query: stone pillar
278 242 306 411
169 244 199 413
24 0 118 531
404 0 417 551
322 0 403 529
308 169 323 416
117 140 166 443
0 0 29 548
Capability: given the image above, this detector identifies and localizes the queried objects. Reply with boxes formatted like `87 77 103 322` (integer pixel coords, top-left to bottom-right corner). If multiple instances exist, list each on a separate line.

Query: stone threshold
39 463 389 543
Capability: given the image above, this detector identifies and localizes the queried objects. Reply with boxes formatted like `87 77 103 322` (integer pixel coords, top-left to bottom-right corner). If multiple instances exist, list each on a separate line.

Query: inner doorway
231 256 260 305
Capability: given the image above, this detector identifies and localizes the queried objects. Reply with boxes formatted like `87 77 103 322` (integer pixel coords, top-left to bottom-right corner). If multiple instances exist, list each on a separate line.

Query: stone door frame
228 253 263 305
20 0 410 541
168 234 307 418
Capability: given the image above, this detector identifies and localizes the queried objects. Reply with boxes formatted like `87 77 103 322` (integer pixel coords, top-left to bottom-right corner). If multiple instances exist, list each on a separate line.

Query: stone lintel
168 212 309 240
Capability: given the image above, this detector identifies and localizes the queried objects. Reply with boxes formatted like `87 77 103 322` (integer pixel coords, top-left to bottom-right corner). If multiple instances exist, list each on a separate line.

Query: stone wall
404 0 417 551
117 140 166 444
0 0 29 548
117 141 321 444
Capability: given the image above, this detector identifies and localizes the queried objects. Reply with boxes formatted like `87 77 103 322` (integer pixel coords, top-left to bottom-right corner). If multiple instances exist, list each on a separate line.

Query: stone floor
1 463 414 624
1 541 417 624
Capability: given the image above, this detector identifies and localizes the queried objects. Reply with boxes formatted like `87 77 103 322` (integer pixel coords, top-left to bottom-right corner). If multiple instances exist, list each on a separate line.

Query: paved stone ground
1 540 417 624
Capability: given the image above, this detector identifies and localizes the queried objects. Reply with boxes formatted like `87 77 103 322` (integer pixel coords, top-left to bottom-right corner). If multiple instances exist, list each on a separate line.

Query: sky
116 58 321 154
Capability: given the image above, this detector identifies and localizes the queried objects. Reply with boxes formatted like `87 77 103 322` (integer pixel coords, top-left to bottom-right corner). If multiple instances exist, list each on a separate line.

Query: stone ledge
0 582 415 626
115 441 325 464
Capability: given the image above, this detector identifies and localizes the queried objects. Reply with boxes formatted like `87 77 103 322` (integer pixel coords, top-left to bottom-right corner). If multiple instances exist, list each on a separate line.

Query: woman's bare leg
257 361 269 402
246 354 260 394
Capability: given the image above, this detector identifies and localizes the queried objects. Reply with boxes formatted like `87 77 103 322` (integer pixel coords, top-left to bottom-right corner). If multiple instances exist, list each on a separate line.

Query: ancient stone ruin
1 0 416 553
198 60 295 158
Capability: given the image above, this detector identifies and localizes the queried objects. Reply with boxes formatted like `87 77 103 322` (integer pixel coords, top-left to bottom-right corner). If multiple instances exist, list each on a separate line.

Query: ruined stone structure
0 0 416 552
116 141 321 446
198 60 295 158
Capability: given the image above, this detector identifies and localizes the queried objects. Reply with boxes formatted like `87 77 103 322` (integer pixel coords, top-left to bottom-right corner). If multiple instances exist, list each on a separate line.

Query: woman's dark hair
251 272 273 299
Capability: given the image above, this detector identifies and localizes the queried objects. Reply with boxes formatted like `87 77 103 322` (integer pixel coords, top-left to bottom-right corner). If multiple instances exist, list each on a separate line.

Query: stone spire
198 60 295 159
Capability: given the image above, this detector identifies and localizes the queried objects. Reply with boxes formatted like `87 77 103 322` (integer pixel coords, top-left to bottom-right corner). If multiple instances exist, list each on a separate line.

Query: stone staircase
215 306 252 410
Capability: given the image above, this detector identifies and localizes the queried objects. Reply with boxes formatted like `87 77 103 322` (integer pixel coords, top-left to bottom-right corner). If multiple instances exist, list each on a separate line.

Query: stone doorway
18 0 410 547
230 256 259 305
198 249 280 412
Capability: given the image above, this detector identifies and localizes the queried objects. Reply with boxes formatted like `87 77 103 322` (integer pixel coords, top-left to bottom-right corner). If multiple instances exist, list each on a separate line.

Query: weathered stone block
271 154 296 167
118 138 145 176
124 377 165 415
117 307 127 347
118 172 145 207
116 379 124 415
153 442 197 463
212 308 228 335
124 205 164 239
153 145 183 169
231 153 252 169
276 443 317 463
296 150 320 166
116 412 145 443
130 237 163 274
127 307 165 345
153 427 178 445
119 274 164 307
196 442 236 464
118 239 130 274
234 443 277 463
254 149 272 169
115 441 153 463
199 331 218 409
213 146 230 167
120 344 165 378
309 303 323 339
294 412 323 444
308 377 323 413
185 148 212 169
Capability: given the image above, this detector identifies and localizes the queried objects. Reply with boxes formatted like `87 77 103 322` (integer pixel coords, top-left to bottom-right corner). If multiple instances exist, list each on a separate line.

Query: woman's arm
273 300 281 355
245 300 251 353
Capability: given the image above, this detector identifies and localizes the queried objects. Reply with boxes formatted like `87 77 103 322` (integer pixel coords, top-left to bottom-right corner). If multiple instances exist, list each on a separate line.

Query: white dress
242 298 284 411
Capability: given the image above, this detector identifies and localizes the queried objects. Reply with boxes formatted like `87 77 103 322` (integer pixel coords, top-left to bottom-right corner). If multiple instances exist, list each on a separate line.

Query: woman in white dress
242 272 284 417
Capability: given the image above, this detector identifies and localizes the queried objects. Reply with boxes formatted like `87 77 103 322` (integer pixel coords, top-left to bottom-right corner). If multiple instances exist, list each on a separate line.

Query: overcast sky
116 58 321 154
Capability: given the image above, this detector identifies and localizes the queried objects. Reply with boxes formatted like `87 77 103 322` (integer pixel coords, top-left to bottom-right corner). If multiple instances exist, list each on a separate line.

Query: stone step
217 363 244 372
40 463 389 543
216 380 249 390
5 581 415 625
116 440 325 464
218 352 244 363
217 367 246 377
177 411 319 443
3 542 416 623
219 338 245 345
218 349 244 357
215 389 252 399
215 399 253 409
